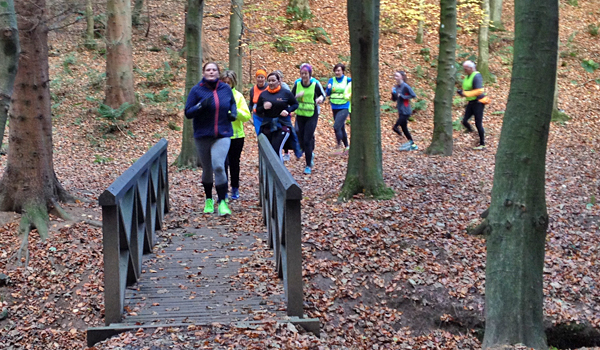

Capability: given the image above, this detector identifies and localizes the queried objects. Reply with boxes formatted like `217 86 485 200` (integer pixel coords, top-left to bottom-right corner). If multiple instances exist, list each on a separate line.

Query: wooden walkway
118 226 287 326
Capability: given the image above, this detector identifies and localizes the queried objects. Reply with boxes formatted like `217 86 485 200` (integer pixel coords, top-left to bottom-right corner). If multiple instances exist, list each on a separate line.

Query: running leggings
462 101 485 145
195 137 231 201
332 109 349 147
297 115 319 167
226 137 244 189
393 113 413 141
260 126 291 163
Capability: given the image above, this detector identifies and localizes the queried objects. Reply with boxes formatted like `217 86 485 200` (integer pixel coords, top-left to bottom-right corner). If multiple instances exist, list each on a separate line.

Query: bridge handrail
100 138 169 325
257 134 303 317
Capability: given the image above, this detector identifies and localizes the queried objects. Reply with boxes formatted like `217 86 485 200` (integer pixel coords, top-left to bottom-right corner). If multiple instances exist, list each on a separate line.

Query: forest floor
0 0 599 349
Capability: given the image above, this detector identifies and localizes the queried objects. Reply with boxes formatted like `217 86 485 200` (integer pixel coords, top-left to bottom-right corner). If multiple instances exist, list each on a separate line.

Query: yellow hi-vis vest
296 81 316 117
462 71 481 101
330 76 349 105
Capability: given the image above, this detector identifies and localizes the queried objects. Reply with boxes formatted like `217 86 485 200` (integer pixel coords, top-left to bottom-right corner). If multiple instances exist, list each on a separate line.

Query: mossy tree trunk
0 0 19 150
84 0 96 49
177 0 204 168
132 0 144 26
477 0 494 83
340 0 393 201
288 0 311 22
489 0 504 30
105 0 137 110
0 0 72 257
482 0 558 348
228 0 243 90
426 0 456 156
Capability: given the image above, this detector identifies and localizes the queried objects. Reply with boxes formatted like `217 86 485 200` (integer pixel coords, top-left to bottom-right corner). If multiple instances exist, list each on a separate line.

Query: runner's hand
264 101 272 110
280 110 289 117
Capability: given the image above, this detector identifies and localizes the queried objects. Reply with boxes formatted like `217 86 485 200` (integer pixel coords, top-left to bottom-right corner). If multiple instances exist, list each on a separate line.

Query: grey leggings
194 137 231 186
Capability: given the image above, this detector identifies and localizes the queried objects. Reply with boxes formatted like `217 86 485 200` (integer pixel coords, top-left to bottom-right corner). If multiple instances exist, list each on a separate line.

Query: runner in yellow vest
457 60 488 150
292 64 324 174
221 70 251 200
326 63 352 152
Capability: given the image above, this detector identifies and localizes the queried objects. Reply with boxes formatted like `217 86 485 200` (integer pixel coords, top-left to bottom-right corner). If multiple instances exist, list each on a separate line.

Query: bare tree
340 0 393 200
482 0 559 347
0 0 20 149
177 0 204 167
105 0 137 111
0 0 72 263
425 0 456 156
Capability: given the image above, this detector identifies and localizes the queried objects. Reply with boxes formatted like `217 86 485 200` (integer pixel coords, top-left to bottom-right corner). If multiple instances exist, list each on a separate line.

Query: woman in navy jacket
185 62 237 216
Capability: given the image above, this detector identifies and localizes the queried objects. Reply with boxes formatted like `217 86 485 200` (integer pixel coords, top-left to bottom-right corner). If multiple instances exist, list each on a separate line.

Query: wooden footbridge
87 137 319 347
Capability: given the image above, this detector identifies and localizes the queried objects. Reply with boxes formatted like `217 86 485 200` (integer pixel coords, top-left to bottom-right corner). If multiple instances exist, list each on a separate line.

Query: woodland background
0 0 599 348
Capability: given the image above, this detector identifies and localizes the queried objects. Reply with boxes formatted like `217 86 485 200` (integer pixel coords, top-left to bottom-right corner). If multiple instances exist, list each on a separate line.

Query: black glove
196 95 214 110
228 111 237 122
457 89 464 97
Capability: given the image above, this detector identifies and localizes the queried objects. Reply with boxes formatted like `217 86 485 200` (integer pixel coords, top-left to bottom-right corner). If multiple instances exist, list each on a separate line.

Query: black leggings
296 115 319 167
260 126 291 163
332 109 349 147
393 113 412 141
225 137 244 189
462 101 485 145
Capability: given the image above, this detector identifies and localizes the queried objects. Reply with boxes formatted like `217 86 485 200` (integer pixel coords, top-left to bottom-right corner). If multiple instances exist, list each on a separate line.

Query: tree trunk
177 0 204 168
288 0 311 22
489 0 504 30
482 0 558 348
132 0 144 26
340 0 393 200
415 0 424 44
477 0 494 83
84 0 96 49
426 0 456 156
0 0 20 150
0 0 72 244
228 0 243 90
105 0 137 111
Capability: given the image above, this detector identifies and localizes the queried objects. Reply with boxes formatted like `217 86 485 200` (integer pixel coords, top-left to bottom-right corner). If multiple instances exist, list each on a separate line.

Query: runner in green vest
457 60 488 150
292 64 324 174
326 63 352 152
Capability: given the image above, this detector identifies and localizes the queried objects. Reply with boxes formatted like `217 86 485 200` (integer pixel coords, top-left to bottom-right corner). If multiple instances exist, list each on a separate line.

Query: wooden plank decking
117 227 287 326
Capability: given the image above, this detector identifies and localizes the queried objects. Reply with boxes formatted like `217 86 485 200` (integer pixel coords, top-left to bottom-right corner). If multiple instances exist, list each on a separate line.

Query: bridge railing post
257 134 304 317
99 139 169 326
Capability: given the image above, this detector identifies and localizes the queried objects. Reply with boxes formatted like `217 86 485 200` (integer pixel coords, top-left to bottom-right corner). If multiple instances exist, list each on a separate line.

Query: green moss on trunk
482 0 558 348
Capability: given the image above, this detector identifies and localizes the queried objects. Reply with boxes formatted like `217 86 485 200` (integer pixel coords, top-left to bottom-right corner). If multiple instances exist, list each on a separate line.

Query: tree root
13 203 49 266
49 198 72 221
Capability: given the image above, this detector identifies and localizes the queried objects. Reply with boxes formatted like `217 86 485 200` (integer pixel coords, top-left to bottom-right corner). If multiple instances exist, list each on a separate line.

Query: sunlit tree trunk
415 0 424 44
177 0 204 167
340 0 393 200
426 0 456 156
478 0 494 83
0 0 19 150
0 0 72 249
489 0 504 30
105 0 136 110
482 0 558 348
228 0 243 90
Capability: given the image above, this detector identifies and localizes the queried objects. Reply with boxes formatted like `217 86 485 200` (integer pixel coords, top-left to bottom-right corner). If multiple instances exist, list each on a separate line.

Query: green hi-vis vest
296 81 317 117
462 71 480 101
330 76 349 105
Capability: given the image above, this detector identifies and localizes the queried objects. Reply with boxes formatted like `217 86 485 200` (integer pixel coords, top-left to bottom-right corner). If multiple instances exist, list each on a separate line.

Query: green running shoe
218 200 232 216
203 198 214 213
